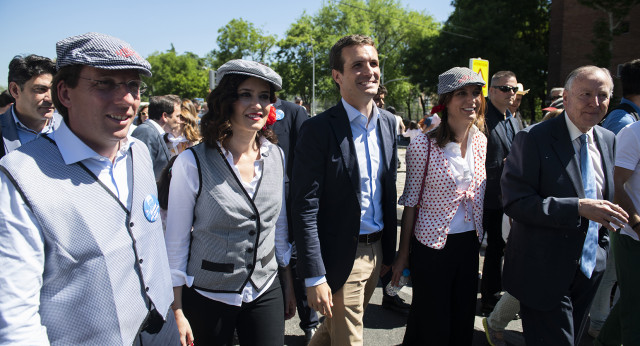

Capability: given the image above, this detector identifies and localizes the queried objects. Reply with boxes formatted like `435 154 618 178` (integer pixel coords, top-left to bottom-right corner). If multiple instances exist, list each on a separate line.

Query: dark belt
359 231 383 244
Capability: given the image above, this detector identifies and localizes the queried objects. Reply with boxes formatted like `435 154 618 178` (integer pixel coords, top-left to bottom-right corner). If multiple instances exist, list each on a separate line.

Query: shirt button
249 215 257 221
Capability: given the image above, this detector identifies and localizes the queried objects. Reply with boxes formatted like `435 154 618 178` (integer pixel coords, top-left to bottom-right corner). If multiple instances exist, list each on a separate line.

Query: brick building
548 0 640 96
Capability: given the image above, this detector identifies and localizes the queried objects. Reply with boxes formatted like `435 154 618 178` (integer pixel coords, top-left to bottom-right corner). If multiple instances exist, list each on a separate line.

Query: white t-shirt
615 122 640 241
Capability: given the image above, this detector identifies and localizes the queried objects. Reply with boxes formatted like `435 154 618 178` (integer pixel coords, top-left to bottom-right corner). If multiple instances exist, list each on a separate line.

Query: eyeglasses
492 85 518 93
79 77 147 95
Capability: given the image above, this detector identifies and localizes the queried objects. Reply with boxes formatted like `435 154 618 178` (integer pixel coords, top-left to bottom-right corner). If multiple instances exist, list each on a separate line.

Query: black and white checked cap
437 67 485 95
216 59 282 90
56 32 152 77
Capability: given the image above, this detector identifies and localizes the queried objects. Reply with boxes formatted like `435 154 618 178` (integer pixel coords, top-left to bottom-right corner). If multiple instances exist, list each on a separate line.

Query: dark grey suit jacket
291 101 397 292
1 106 63 157
131 121 170 180
485 101 521 210
501 112 615 310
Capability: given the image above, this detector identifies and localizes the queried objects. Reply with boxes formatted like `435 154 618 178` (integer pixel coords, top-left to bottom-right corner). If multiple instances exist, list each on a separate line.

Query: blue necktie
579 133 598 278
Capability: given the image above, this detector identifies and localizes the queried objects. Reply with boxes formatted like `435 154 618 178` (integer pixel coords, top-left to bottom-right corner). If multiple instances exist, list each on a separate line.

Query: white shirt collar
146 119 165 135
564 111 594 143
53 120 133 165
11 105 56 134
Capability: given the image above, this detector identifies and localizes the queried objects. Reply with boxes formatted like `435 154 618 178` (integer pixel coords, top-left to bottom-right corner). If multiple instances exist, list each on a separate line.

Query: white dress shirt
0 121 134 345
165 138 291 306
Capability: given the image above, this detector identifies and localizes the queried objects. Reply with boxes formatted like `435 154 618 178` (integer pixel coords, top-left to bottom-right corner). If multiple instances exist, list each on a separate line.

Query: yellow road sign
469 58 489 97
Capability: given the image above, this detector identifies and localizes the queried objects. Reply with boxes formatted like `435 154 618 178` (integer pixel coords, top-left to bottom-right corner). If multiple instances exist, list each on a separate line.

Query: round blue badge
142 194 160 222
276 109 285 121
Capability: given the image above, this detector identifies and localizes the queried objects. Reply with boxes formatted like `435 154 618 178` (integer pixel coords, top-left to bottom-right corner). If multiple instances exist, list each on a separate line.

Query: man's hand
307 282 333 318
578 198 629 231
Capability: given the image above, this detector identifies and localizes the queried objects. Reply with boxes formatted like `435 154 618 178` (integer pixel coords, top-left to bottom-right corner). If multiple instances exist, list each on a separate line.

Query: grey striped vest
0 136 173 345
188 142 283 293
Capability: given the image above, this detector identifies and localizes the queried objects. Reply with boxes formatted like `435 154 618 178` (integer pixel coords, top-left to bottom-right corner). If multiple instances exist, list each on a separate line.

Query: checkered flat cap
437 67 485 95
56 32 152 76
216 59 282 90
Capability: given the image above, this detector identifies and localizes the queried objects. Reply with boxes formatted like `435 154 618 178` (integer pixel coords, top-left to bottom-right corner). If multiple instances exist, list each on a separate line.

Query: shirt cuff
305 276 327 288
276 242 292 267
170 269 194 288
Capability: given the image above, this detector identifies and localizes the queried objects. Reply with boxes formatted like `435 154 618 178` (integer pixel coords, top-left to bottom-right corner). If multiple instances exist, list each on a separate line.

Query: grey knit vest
188 142 283 293
0 136 173 345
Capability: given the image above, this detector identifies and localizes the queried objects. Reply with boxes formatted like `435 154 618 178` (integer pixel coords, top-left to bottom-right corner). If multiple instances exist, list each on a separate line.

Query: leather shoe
382 294 410 313
304 326 317 345
483 317 506 346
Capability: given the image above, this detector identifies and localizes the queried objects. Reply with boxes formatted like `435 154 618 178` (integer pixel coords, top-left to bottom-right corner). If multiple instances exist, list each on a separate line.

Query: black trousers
182 278 284 346
286 255 319 331
403 232 480 346
133 307 180 346
481 208 505 304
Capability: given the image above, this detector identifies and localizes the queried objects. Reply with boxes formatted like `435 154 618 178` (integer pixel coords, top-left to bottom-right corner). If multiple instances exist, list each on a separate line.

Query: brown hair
429 90 486 148
200 74 277 147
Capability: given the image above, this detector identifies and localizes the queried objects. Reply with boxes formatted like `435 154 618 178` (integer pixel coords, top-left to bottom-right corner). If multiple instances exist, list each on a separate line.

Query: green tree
404 0 550 123
207 18 277 69
145 46 209 99
274 0 438 117
577 0 640 68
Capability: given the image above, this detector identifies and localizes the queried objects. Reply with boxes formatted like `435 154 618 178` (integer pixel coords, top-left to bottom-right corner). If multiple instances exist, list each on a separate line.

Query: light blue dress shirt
11 107 57 145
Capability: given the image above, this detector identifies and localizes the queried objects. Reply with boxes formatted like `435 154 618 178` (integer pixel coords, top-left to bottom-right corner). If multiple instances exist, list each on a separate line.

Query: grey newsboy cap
216 59 282 90
56 32 152 77
437 67 485 95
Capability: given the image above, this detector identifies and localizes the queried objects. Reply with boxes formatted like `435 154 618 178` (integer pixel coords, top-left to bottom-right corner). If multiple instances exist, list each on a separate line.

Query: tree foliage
207 18 277 69
145 46 209 99
577 0 640 67
274 0 439 116
404 0 550 122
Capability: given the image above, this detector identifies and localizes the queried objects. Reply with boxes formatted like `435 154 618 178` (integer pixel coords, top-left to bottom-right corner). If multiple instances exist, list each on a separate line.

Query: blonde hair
180 106 201 143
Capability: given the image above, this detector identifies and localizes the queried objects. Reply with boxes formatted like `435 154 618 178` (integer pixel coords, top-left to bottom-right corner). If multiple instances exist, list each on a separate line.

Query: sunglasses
492 85 518 93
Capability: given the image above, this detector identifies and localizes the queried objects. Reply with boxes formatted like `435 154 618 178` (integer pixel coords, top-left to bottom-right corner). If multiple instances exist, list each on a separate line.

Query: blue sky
0 0 453 88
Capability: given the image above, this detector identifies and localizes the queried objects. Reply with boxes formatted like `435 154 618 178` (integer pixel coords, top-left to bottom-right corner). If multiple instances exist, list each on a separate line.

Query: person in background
166 59 295 346
134 102 149 125
402 121 422 142
508 83 529 129
1 54 60 158
393 67 487 345
0 31 178 345
0 90 14 114
165 102 201 157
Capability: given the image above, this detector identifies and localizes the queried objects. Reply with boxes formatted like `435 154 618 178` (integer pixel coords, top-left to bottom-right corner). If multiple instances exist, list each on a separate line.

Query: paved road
281 147 595 346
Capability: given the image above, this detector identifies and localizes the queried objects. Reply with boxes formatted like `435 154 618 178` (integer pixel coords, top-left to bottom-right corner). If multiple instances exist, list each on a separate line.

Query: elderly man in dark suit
480 70 521 313
501 65 628 345
291 34 397 346
131 94 181 180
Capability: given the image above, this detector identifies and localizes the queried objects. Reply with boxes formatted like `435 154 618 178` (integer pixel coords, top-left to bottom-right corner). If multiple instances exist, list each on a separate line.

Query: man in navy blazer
501 66 628 345
131 94 181 180
1 55 60 158
291 34 397 345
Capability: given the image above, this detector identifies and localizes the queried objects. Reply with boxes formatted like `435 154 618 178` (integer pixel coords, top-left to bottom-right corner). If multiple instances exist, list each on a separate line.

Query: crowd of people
0 31 639 346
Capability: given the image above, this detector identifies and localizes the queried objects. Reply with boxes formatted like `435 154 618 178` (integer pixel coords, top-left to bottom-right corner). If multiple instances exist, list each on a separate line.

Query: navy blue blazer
501 112 615 310
131 121 170 180
291 101 397 292
484 101 521 210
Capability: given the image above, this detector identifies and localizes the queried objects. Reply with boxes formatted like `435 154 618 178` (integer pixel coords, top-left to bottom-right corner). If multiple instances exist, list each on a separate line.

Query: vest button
247 247 254 253
129 222 134 227
249 215 257 221
145 287 149 292
249 230 256 236
247 264 254 269
139 258 143 264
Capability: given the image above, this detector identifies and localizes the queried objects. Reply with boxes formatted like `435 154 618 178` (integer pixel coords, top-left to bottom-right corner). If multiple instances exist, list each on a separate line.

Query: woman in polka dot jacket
392 67 488 345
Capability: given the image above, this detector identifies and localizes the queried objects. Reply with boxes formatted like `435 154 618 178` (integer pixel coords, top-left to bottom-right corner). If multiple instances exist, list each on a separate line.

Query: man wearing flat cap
0 32 179 345
291 34 397 345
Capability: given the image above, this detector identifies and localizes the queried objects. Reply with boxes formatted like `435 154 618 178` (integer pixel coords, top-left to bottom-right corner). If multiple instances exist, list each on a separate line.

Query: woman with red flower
392 67 488 345
165 60 295 346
